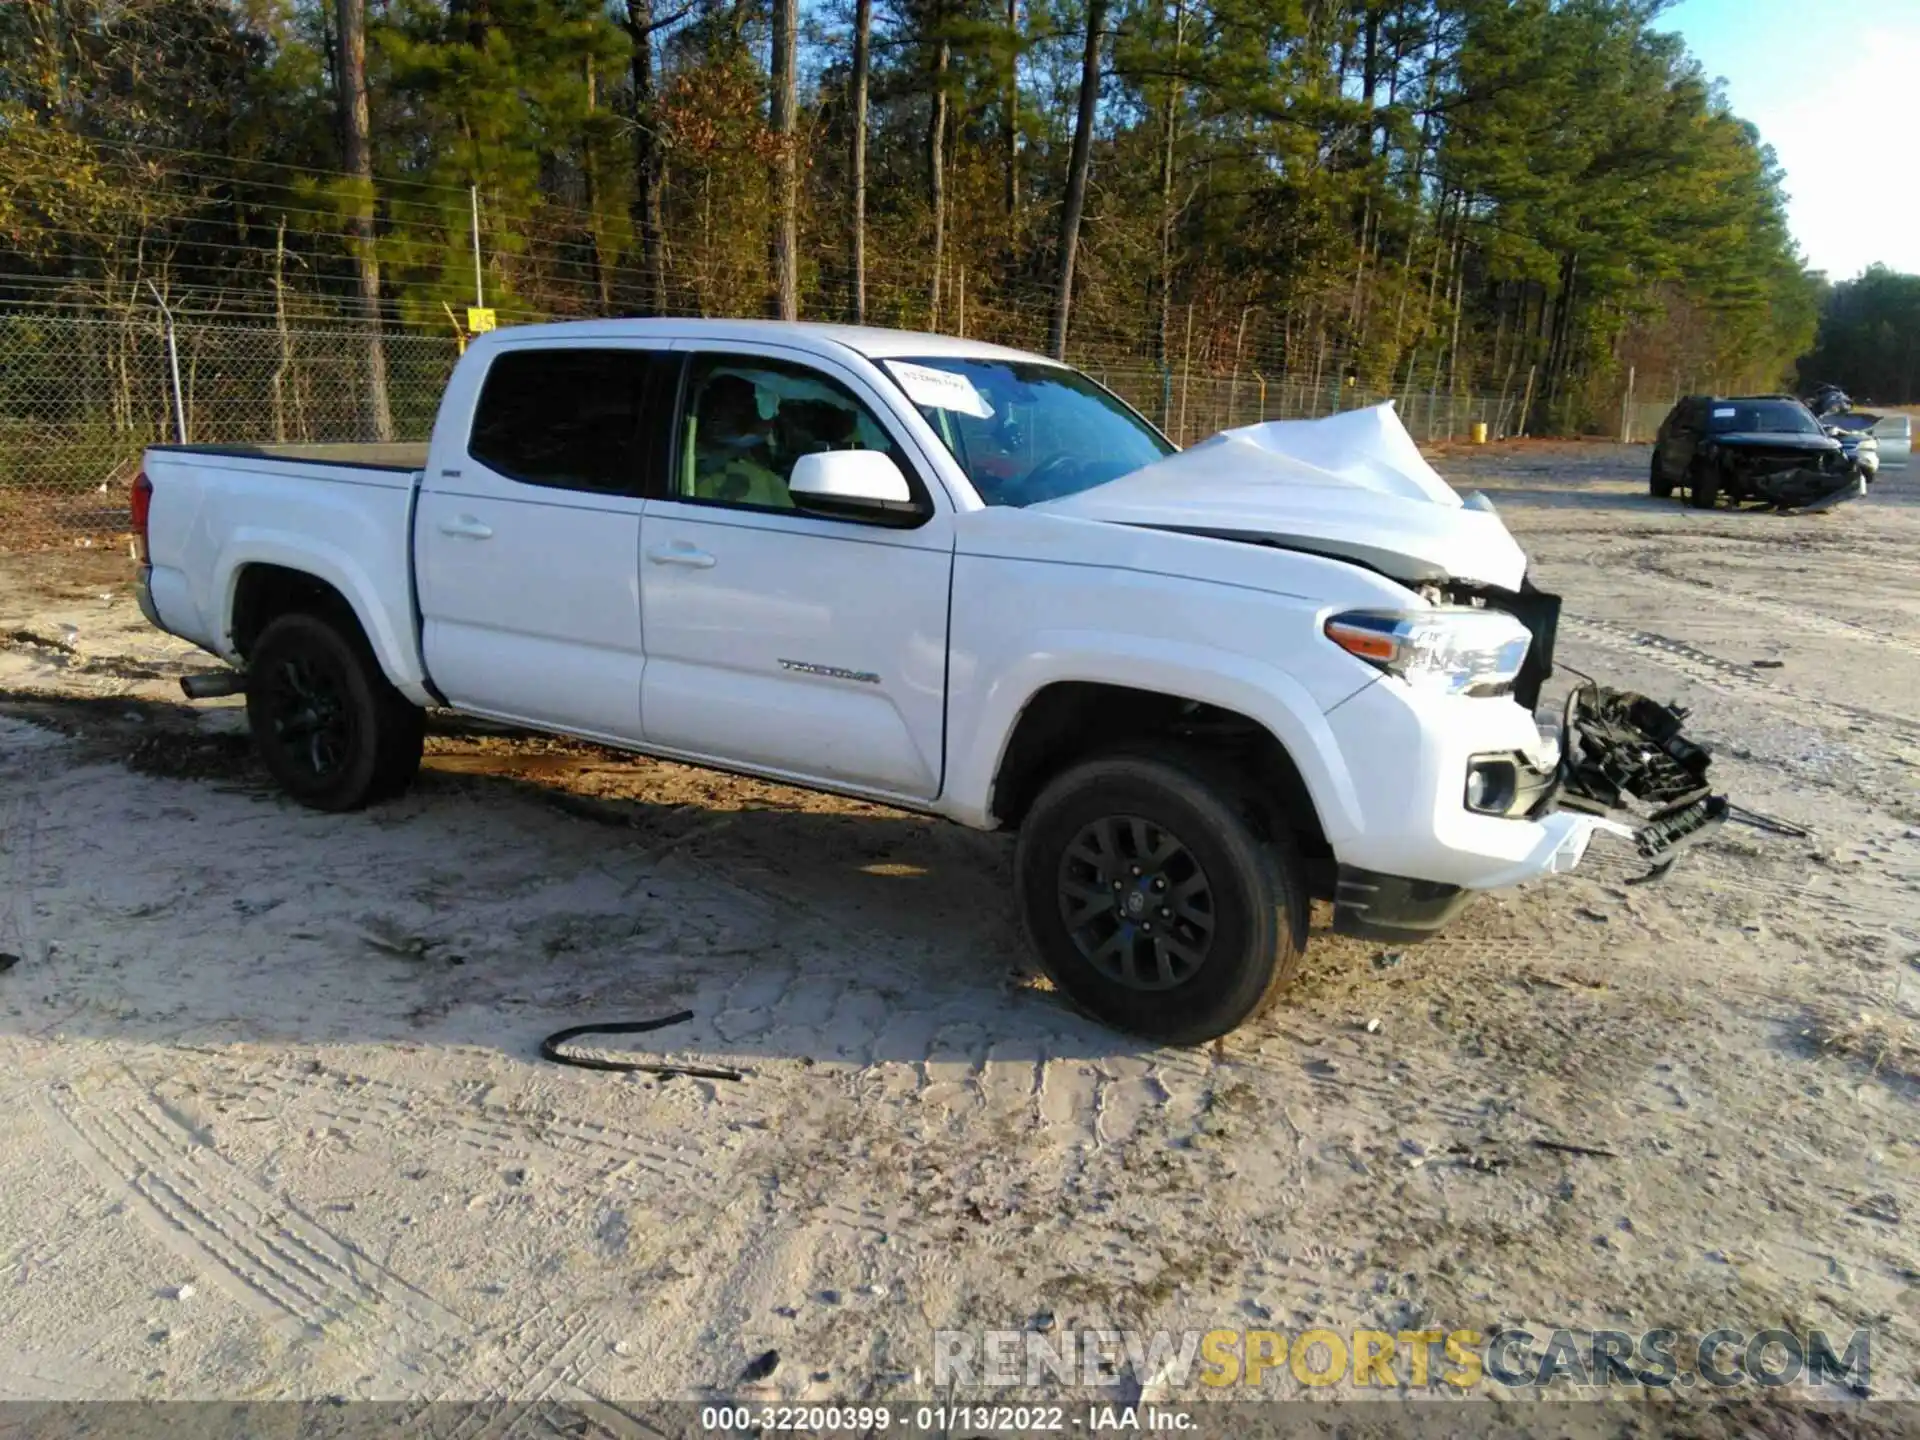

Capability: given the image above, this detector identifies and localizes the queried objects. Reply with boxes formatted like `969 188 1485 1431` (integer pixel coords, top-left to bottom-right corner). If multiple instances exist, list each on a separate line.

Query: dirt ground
1 444 1916 1431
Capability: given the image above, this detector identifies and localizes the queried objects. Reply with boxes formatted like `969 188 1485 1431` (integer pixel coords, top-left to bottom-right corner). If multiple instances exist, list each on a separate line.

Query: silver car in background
1827 420 1880 480
1867 412 1911 464
1807 385 1910 477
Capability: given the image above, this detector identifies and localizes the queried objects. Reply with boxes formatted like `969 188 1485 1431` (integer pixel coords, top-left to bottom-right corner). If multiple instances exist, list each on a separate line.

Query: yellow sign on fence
467 307 497 334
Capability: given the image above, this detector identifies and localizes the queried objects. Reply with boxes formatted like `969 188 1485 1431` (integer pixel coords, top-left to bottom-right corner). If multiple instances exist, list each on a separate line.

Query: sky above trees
1665 0 1920 281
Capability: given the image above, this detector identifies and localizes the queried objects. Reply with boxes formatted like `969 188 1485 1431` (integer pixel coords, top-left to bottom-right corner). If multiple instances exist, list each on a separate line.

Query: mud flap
1556 683 1728 881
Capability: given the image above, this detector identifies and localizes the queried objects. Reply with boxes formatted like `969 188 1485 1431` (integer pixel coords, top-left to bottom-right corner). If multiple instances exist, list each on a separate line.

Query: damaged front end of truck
1039 402 1742 887
1554 683 1728 879
1434 576 1730 882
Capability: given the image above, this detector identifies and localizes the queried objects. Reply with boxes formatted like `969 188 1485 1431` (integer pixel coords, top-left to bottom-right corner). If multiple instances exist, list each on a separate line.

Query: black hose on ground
539 1010 744 1080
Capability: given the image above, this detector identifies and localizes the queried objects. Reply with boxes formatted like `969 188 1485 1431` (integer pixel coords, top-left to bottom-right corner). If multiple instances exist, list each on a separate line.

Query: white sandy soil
0 443 1915 1433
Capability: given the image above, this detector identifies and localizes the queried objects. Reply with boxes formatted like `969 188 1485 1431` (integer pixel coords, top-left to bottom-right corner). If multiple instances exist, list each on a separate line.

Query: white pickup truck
133 319 1671 1043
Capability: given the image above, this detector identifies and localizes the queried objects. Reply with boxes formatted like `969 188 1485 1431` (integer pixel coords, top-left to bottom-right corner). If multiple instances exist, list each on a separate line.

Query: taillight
130 469 153 563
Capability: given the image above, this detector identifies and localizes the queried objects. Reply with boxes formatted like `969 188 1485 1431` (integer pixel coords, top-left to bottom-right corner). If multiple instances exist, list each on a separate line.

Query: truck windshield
1707 401 1822 436
885 357 1175 506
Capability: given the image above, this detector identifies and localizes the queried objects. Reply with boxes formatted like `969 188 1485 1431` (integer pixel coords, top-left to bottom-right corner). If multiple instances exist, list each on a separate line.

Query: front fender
946 630 1367 844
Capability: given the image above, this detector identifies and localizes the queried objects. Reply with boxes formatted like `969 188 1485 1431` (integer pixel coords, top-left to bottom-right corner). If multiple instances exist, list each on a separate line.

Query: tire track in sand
1618 554 1920 662
32 1067 482 1389
1562 616 1920 742
187 1061 732 1198
37 1070 650 1412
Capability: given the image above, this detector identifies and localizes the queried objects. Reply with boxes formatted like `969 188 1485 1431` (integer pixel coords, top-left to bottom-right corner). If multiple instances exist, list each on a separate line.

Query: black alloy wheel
245 610 424 811
1057 814 1215 991
261 649 354 783
1015 747 1307 1044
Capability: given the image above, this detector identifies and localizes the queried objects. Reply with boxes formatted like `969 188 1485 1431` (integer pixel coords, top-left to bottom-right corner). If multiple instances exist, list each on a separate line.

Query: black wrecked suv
1650 395 1857 510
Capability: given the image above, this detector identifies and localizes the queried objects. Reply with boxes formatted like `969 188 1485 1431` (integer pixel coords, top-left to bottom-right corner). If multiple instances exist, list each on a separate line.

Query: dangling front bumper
1328 682 1729 942
1554 683 1729 880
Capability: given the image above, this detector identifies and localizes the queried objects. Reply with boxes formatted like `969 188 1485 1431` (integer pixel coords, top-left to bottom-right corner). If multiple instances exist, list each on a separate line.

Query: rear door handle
438 515 493 540
647 543 716 569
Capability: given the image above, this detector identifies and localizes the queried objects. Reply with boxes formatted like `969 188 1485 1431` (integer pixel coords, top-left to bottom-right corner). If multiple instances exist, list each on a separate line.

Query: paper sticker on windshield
1712 407 1736 418
886 361 994 419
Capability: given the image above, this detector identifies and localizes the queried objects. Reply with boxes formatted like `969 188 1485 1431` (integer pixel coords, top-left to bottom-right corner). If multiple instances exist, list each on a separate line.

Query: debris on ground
1558 682 1728 877
1803 1004 1920 1083
739 1349 780 1383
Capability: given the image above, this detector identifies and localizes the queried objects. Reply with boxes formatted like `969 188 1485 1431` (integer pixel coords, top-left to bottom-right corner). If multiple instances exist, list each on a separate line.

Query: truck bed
139 439 428 683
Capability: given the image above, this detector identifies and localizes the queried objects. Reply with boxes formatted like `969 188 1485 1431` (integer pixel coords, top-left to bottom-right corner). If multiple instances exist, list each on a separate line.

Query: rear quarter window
467 348 660 494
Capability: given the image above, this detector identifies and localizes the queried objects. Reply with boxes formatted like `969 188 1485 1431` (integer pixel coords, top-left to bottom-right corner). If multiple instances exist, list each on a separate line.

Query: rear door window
468 349 663 495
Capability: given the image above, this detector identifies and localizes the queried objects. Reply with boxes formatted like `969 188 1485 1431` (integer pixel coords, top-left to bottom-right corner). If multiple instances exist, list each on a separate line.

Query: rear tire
1649 452 1674 498
246 610 424 812
1014 748 1307 1044
1686 458 1721 509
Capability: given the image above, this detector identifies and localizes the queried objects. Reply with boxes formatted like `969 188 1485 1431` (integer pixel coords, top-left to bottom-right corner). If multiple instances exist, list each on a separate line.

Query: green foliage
0 0 1826 430
1802 266 1920 405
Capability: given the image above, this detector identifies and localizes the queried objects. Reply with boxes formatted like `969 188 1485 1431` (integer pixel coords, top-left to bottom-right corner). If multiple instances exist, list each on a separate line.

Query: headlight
1324 607 1532 697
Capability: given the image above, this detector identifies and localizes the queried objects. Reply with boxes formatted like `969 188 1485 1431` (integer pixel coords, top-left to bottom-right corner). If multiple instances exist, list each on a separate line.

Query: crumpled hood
1715 431 1839 452
1031 403 1529 590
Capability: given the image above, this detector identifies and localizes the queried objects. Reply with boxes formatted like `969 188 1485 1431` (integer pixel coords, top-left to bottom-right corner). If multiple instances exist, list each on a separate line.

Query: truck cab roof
468 317 1058 367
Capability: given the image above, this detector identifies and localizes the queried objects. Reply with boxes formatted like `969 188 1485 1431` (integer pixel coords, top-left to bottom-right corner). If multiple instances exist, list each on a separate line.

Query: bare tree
623 0 672 314
1155 0 1184 371
770 0 799 321
851 0 871 323
1003 0 1019 216
333 0 392 441
926 27 950 328
583 58 615 311
1049 0 1105 359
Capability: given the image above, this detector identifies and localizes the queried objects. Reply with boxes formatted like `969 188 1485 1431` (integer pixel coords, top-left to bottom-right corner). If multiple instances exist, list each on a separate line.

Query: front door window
676 355 917 514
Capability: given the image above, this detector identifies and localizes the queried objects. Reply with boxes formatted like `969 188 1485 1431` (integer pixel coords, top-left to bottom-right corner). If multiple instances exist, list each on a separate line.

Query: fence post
471 185 486 310
1517 363 1536 439
1226 308 1249 430
147 282 188 444
1176 303 1194 444
1619 363 1636 443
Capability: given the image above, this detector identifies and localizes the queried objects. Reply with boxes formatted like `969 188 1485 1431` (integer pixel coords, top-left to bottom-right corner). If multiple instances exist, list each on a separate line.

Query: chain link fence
1 309 1523 550
0 312 454 549
1091 364 1524 450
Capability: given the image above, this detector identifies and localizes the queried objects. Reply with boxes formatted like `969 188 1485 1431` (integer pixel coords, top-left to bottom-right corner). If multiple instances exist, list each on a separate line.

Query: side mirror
788 450 923 523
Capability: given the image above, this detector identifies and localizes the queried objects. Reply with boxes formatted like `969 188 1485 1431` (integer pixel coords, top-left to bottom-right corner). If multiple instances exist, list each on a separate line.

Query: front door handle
647 543 716 569
438 515 494 540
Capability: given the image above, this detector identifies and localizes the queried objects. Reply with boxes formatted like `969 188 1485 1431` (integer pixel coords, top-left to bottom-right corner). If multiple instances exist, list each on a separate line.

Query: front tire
246 611 424 812
1686 458 1721 509
1014 749 1307 1044
1649 452 1674 498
